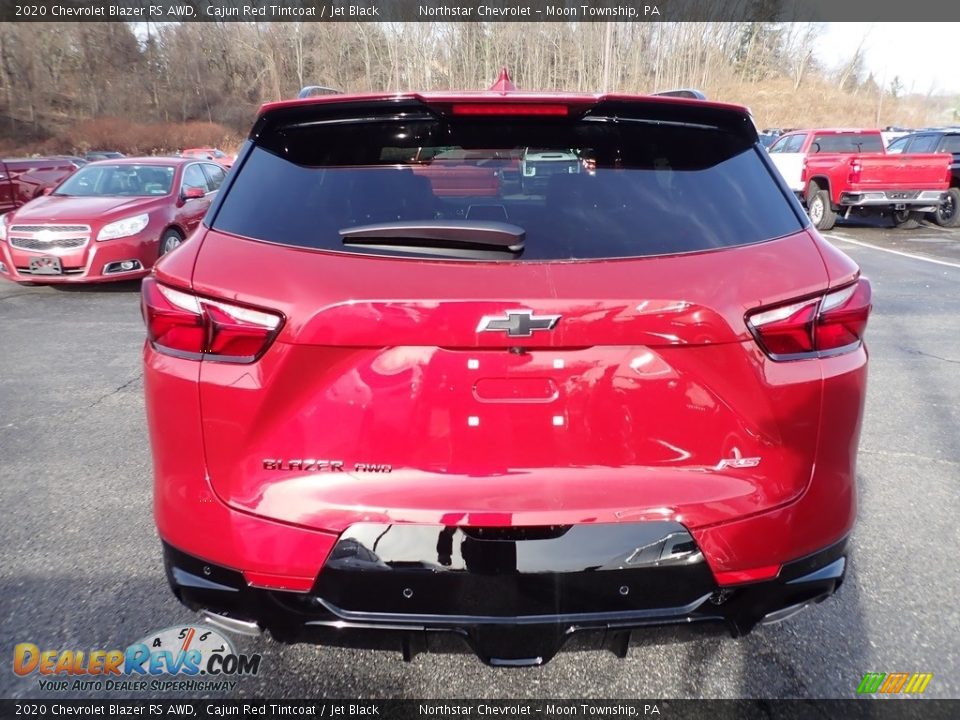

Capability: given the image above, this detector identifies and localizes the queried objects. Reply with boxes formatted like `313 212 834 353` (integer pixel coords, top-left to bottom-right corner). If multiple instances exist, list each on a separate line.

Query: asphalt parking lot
1 219 958 700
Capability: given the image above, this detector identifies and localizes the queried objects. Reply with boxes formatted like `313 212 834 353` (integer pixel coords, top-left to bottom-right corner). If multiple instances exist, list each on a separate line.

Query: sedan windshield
55 164 175 197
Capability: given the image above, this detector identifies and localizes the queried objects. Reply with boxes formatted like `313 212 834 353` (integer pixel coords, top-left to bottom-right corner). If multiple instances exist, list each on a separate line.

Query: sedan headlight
97 213 150 242
0 213 8 242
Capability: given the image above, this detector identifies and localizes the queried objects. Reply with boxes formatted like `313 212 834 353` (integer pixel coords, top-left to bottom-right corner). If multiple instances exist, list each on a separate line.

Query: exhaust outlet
760 595 827 626
198 610 262 637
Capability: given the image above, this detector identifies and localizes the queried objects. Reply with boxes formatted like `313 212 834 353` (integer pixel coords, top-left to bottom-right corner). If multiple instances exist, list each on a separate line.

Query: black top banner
3 0 960 22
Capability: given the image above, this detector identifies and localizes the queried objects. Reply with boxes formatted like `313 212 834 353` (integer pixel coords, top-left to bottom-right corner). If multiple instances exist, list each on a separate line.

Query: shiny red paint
144 90 870 594
805 152 950 205
780 128 951 203
181 148 235 168
0 157 219 285
0 156 79 213
145 234 867 587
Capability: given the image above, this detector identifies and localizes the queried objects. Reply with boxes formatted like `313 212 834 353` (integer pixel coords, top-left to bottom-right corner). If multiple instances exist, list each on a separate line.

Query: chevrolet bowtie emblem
476 310 561 337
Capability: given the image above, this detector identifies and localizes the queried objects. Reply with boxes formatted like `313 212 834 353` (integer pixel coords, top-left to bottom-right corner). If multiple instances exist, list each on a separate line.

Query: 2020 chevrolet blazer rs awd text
142 81 871 666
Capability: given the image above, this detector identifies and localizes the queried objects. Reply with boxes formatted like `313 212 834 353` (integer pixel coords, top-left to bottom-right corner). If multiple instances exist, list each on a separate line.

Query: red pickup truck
0 156 81 214
768 129 950 230
411 147 506 198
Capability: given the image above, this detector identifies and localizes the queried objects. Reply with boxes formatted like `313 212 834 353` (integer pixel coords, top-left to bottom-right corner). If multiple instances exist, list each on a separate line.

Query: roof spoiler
651 89 707 100
297 86 343 99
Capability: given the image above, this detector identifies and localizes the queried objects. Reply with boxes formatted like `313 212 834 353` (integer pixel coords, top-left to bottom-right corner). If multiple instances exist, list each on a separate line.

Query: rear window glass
908 135 939 153
213 114 802 261
942 135 960 153
811 134 884 153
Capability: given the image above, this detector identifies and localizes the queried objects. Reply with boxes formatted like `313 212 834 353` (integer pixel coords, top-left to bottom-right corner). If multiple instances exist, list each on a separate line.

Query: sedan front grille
11 236 88 250
9 224 91 251
15 266 85 275
10 225 89 233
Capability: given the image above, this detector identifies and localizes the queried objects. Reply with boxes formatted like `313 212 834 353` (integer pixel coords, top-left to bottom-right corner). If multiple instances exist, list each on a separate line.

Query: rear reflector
746 277 872 360
451 103 569 116
141 277 282 363
714 564 781 586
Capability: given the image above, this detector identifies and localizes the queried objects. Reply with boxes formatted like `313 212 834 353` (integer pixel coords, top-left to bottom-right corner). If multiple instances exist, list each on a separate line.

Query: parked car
181 147 235 168
768 128 950 230
144 76 872 666
411 147 507 197
84 150 125 162
886 129 960 227
880 126 913 148
0 156 81 214
53 155 89 169
0 157 226 284
520 147 581 192
758 132 779 149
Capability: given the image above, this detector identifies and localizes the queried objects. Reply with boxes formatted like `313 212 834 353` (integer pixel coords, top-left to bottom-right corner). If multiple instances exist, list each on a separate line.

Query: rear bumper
163 526 848 666
839 189 945 209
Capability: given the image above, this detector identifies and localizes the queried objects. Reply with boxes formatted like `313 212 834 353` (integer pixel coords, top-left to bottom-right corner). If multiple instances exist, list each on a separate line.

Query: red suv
0 157 225 284
143 77 871 666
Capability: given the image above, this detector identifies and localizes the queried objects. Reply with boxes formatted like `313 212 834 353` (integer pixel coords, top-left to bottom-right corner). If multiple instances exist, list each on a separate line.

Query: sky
126 21 958 97
815 23 960 96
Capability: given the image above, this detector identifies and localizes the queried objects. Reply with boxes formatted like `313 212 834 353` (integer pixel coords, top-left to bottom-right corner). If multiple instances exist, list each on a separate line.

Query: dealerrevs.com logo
13 625 261 693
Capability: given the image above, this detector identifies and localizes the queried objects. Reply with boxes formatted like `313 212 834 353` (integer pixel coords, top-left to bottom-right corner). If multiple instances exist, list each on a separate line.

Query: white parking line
823 233 960 270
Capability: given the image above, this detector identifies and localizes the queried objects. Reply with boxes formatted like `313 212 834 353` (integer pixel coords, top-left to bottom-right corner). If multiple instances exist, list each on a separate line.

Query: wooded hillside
0 22 955 154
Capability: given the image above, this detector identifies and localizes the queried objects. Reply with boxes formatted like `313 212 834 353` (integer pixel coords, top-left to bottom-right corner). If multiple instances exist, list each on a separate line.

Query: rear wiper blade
340 220 524 259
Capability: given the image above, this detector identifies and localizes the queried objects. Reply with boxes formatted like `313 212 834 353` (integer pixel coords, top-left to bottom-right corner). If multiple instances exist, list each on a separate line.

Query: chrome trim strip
172 567 239 593
311 592 714 628
197 611 262 637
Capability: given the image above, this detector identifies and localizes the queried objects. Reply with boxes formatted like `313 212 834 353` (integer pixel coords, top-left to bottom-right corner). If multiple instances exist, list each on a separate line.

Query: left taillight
848 158 862 184
141 277 283 363
746 277 872 360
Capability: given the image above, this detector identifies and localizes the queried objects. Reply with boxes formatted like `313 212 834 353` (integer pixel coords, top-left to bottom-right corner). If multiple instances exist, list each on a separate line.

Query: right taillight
141 277 283 363
746 277 872 360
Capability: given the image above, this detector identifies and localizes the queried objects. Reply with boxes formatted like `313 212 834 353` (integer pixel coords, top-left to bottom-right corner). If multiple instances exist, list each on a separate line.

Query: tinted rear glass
811 133 884 153
942 135 960 153
213 111 802 261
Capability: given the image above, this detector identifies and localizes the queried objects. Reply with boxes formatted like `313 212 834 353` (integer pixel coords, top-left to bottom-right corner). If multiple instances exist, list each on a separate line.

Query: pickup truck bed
768 129 950 230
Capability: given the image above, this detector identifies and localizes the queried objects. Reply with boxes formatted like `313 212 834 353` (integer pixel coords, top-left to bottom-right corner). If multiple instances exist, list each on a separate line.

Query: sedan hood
11 195 163 223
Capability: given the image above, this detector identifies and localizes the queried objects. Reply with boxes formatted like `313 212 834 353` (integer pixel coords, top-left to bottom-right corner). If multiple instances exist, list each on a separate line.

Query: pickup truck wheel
933 188 960 228
892 210 922 229
159 229 184 256
807 190 837 231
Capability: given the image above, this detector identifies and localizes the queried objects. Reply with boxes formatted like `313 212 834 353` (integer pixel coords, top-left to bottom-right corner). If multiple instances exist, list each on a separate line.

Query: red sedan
0 157 225 284
143 75 871 665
